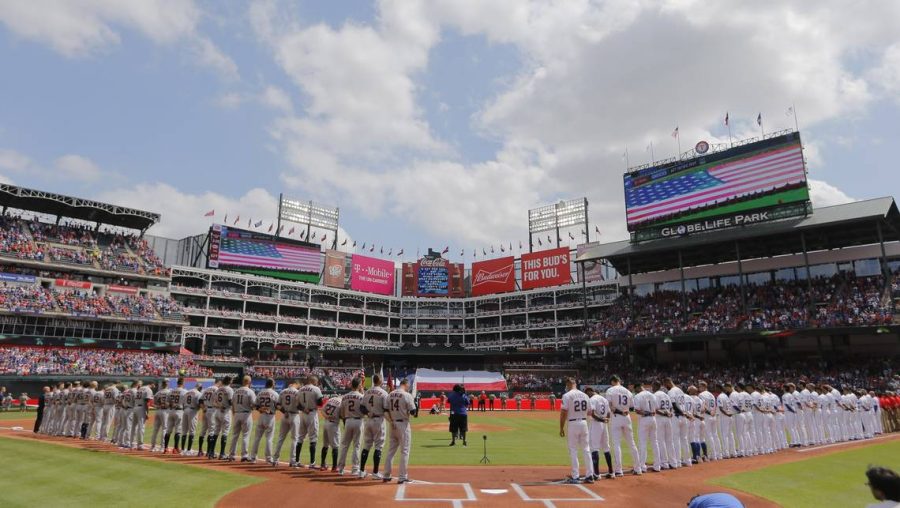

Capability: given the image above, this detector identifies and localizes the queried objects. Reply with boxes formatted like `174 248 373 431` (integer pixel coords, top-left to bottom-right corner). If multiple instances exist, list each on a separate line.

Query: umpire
447 384 468 447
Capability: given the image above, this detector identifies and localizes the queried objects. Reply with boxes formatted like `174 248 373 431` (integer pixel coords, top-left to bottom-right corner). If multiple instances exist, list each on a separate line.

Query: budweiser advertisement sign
322 250 347 289
470 256 515 296
520 247 571 290
107 284 139 294
55 279 92 290
350 254 395 295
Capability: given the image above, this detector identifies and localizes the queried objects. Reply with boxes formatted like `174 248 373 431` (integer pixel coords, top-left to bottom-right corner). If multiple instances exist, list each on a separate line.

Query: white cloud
0 0 237 78
215 92 243 110
260 86 293 113
869 42 900 104
0 148 36 173
54 154 103 182
808 179 855 207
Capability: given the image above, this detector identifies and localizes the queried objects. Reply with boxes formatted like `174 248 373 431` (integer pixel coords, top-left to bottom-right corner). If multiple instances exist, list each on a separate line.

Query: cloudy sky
1 1 899 261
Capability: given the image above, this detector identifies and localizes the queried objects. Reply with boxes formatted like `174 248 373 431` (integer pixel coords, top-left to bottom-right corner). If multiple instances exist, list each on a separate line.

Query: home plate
480 489 508 495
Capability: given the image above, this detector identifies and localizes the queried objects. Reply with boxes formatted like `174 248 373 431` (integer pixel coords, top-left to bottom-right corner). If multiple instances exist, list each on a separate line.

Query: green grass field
0 436 261 508
711 439 900 508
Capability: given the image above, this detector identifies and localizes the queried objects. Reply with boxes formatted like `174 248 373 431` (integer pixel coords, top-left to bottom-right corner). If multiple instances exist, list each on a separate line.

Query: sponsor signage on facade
350 254 395 295
520 247 571 290
470 256 515 296
632 201 810 242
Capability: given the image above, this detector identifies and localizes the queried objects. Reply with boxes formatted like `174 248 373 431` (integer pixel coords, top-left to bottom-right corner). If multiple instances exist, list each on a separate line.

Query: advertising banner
55 279 92 289
350 254 394 295
107 284 139 294
0 272 36 284
470 256 516 296
400 250 465 297
576 243 603 283
322 250 347 288
521 247 571 290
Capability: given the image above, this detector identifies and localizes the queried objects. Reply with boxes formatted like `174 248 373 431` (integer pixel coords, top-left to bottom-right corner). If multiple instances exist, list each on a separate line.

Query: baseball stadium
0 127 898 508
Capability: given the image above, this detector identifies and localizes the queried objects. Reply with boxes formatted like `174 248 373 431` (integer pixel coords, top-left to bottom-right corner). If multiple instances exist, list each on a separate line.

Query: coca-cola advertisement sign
470 257 515 296
521 247 571 290
350 254 395 295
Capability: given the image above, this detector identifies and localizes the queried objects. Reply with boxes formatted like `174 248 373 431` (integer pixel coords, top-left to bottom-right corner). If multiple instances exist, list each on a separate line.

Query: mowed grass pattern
0 436 261 508
711 439 900 508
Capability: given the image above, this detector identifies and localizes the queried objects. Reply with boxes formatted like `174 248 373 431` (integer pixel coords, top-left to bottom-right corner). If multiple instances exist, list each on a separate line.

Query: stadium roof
576 197 900 275
0 184 160 231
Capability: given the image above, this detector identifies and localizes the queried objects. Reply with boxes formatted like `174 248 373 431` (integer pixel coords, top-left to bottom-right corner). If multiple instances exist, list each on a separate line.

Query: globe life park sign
632 201 810 243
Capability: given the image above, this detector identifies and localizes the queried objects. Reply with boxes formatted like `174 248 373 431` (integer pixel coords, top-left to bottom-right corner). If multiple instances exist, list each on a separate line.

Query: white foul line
796 435 890 453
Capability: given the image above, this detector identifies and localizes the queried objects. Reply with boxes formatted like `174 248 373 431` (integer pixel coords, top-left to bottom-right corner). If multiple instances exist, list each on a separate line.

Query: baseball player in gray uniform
319 394 343 471
197 379 220 457
89 382 104 440
382 378 418 484
114 384 132 447
272 380 301 466
297 376 324 468
227 375 256 461
130 381 153 450
166 378 187 453
151 380 171 452
359 374 389 479
118 382 137 448
337 377 365 475
75 381 91 439
208 376 234 460
249 378 280 464
180 384 203 455
99 382 119 441
61 381 77 437
38 385 57 435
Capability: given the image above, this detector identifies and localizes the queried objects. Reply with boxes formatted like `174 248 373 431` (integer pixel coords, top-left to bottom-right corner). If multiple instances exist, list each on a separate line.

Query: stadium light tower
277 194 340 249
527 197 589 252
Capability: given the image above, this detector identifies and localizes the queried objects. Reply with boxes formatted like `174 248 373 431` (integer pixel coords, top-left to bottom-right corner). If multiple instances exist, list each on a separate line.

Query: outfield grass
0 436 262 508
711 439 900 508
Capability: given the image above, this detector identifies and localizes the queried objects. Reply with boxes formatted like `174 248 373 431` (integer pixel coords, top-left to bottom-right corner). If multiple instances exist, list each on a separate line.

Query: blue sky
1 1 899 263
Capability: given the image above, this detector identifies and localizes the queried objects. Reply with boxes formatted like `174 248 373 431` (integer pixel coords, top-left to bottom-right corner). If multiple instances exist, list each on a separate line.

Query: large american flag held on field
217 236 321 272
626 143 805 227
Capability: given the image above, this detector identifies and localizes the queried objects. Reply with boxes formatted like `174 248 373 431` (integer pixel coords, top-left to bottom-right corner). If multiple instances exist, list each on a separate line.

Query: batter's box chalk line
511 482 605 507
396 482 477 507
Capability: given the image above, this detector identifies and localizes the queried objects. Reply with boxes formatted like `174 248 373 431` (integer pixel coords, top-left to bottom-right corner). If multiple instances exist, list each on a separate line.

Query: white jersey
655 390 673 417
668 386 687 415
717 392 735 416
699 390 717 416
590 393 610 421
633 390 657 416
750 391 762 411
561 388 591 420
605 385 634 416
682 395 695 415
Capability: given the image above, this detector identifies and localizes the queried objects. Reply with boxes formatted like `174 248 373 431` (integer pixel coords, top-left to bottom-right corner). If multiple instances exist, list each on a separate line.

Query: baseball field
0 409 897 507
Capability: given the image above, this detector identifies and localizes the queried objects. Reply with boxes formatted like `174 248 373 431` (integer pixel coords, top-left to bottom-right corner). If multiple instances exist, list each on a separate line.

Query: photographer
447 384 469 447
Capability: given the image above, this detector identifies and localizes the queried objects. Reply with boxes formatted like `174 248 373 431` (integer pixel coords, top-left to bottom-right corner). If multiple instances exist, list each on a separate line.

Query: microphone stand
480 435 490 464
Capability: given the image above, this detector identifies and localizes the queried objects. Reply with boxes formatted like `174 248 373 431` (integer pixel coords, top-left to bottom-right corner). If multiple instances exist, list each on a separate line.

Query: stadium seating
0 346 212 377
0 285 183 321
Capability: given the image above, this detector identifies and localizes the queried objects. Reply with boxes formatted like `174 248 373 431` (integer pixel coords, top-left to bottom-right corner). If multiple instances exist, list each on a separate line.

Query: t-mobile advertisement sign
520 247 571 290
350 254 395 295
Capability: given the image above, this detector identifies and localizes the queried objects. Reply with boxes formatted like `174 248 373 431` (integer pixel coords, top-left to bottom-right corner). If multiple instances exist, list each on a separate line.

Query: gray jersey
385 389 416 420
184 389 203 410
298 384 323 412
122 388 136 409
104 386 119 406
91 389 103 407
214 386 234 410
322 397 342 422
136 386 153 408
168 388 187 410
76 388 90 405
200 386 217 410
279 387 300 413
255 388 279 415
154 389 171 410
362 386 389 417
341 391 364 419
232 386 256 413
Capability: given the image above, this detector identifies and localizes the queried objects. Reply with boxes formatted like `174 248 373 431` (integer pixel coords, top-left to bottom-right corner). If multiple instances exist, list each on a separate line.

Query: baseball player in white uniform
227 376 256 461
359 374 389 479
99 382 119 441
633 382 660 473
208 376 234 459
197 379 220 457
664 378 692 467
684 386 701 463
337 377 365 475
698 381 721 461
585 386 613 479
560 377 594 483
869 391 883 435
272 380 301 467
180 384 203 455
319 394 343 471
653 380 677 469
165 378 187 453
800 383 821 446
297 376 324 468
150 380 171 452
130 381 153 450
732 384 753 456
382 378 418 484
606 375 641 476
249 378 280 464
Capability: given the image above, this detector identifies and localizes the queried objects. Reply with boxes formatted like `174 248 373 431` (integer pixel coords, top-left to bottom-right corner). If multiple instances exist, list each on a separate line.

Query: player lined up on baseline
560 376 887 483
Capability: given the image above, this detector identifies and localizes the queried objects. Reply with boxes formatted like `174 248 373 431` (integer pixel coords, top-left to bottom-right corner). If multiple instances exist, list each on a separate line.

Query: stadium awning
412 368 508 393
0 184 160 231
576 197 900 275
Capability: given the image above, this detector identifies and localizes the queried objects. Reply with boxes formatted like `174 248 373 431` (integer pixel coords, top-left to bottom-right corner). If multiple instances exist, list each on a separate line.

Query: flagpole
792 103 800 132
649 141 655 165
675 125 681 159
624 145 630 171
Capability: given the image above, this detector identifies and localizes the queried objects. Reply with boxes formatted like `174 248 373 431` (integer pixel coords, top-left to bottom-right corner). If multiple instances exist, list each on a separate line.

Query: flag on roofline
757 113 762 126
397 249 404 256
508 242 512 251
277 225 284 234
342 238 348 246
370 244 375 252
288 226 295 235
547 234 551 243
518 241 522 250
204 209 215 217
321 235 327 243
568 232 575 240
595 225 600 233
671 126 679 138
460 249 464 256
538 238 542 246
380 246 383 254
724 112 729 126
234 215 240 226
300 230 306 239
268 223 273 232
388 248 392 255
442 246 449 254
361 242 366 249
490 245 494 253
482 248 486 256
254 220 263 228
312 231 317 240
500 244 505 252
247 218 251 227
223 214 228 223
352 240 357 247
786 106 794 117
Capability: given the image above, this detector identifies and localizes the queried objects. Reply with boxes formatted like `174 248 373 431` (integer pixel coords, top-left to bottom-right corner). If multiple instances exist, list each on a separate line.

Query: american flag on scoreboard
218 237 321 272
626 144 805 226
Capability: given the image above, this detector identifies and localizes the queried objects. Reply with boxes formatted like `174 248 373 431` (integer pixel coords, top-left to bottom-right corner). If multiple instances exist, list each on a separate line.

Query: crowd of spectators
588 272 894 341
0 346 212 377
0 214 168 276
0 284 182 321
